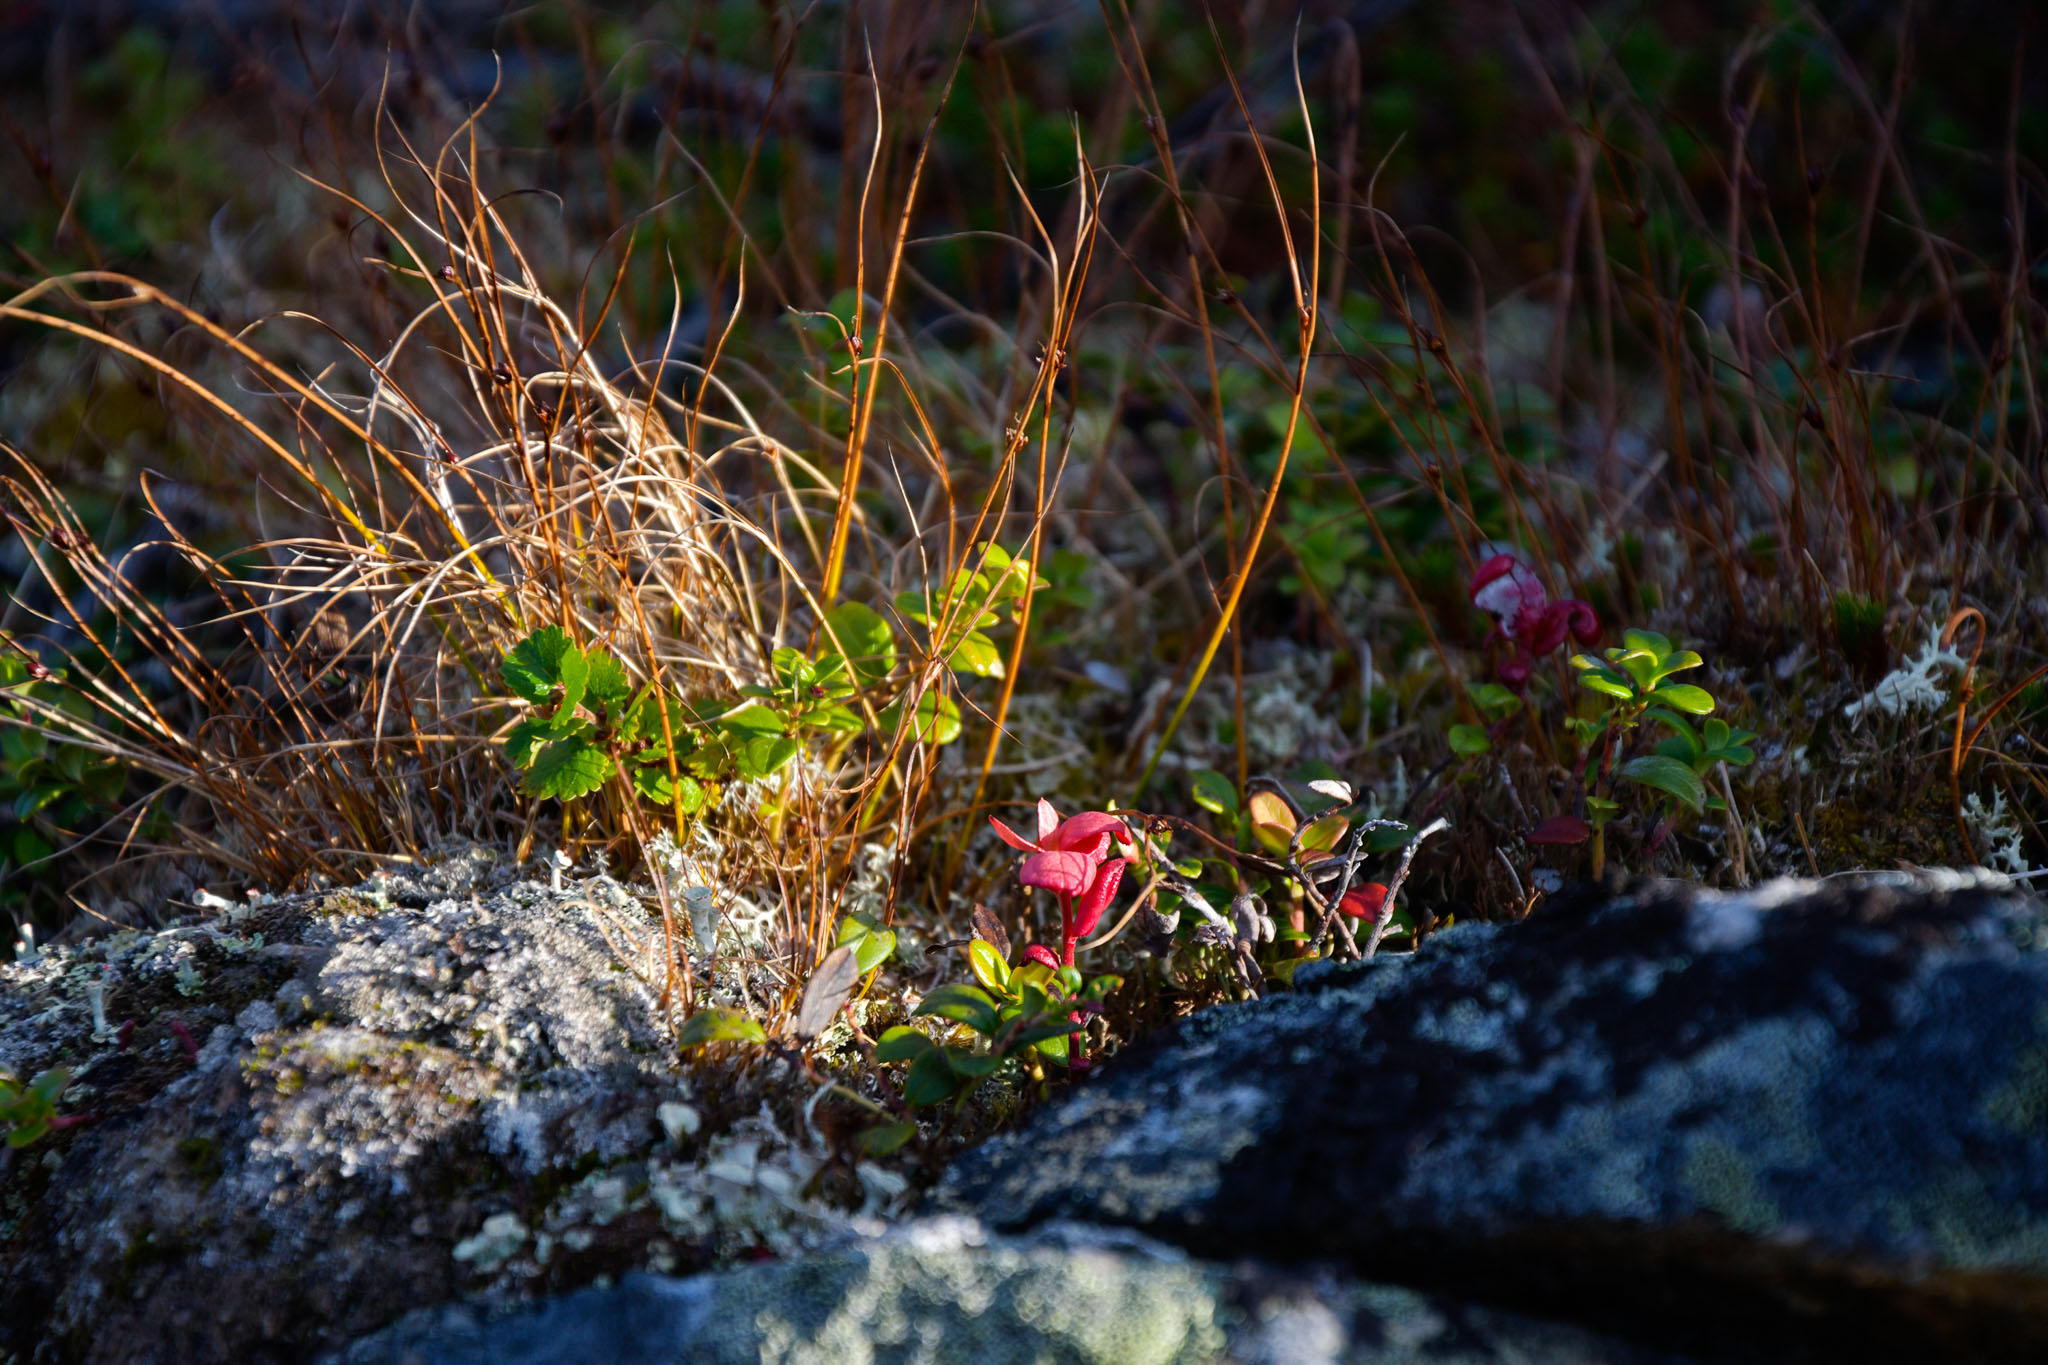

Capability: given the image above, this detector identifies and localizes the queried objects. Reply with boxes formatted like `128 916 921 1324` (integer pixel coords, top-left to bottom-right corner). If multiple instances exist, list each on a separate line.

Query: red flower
1022 943 1060 970
1470 552 1599 685
1337 882 1389 919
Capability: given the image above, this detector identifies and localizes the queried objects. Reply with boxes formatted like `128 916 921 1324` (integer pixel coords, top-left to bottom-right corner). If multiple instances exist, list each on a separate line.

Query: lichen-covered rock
0 848 885 1365
939 872 2048 1363
330 1217 1707 1365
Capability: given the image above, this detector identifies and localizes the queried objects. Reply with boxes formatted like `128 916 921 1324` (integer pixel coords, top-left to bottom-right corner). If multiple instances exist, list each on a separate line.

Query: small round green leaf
1447 723 1492 757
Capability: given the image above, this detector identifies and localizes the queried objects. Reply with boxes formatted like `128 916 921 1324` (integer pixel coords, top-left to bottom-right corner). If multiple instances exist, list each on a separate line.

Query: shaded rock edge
330 1217 1712 1365
938 871 2048 1365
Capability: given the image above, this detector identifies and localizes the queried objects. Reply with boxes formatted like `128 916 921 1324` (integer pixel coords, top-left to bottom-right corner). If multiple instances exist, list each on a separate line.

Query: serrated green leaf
948 631 1005 678
1448 723 1492 757
914 983 999 1034
507 716 575 769
522 733 614 801
583 649 633 707
903 1050 962 1107
1618 755 1708 811
675 1009 767 1050
1190 769 1237 816
1652 683 1716 715
501 626 586 711
875 1025 936 1063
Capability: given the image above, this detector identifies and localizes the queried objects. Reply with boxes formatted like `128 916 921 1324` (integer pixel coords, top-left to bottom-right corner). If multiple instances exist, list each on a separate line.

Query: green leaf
1052 966 1083 997
1466 681 1524 720
522 732 614 801
1032 1031 1070 1066
1617 650 1661 693
813 704 865 736
948 631 1005 678
1645 709 1702 750
903 1050 962 1107
944 1048 1004 1080
501 626 587 711
506 716 575 769
852 927 896 975
874 1025 936 1063
631 763 707 813
1189 769 1238 817
1298 813 1348 852
879 691 962 745
741 735 802 779
1447 723 1491 757
1082 973 1123 1001
1649 649 1703 684
714 704 785 740
914 984 999 1035
856 1120 919 1156
582 649 633 707
823 603 895 691
1578 673 1634 701
1652 683 1716 715
1006 1014 1079 1048
1623 628 1673 658
771 647 815 691
1618 755 1708 812
968 939 1010 993
675 1009 767 1050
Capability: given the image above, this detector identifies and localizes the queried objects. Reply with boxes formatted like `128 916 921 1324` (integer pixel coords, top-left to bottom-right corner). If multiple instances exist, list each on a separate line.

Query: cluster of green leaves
498 545 1045 808
1570 629 1755 828
892 543 1043 683
1 1064 70 1148
2 657 126 907
872 943 1120 1113
502 624 782 807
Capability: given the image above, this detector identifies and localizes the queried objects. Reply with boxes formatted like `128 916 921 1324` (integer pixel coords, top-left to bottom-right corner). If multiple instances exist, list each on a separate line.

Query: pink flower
1470 552 1600 685
1471 554 1548 640
989 799 1132 967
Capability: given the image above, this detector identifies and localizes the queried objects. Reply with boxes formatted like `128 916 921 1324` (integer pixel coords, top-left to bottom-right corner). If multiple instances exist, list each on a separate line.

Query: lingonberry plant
1558 629 1759 877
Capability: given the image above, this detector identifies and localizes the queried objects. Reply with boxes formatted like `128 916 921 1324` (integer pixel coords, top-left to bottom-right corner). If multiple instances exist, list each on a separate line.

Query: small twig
1365 818 1451 959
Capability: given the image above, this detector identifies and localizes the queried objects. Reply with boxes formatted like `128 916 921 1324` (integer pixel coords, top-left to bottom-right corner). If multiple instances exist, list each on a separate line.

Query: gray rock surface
938 871 2048 1363
0 847 890 1365
331 1216 1704 1365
